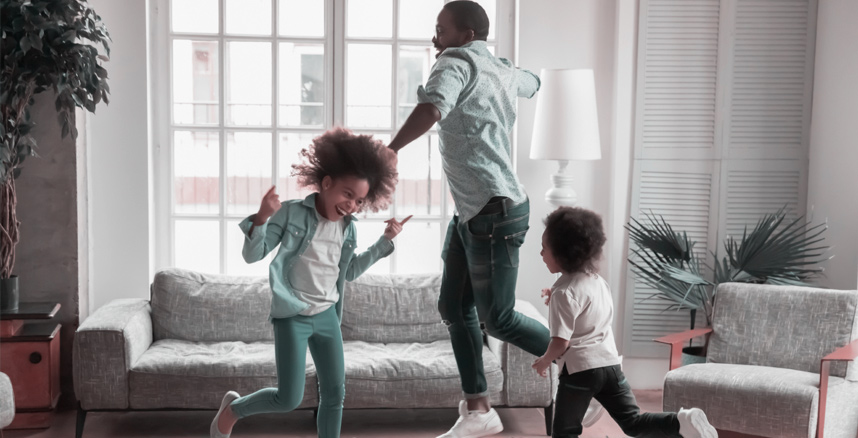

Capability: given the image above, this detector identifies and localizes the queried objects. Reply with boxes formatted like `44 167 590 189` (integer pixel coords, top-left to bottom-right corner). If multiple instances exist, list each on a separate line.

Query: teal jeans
230 306 345 438
439 198 550 397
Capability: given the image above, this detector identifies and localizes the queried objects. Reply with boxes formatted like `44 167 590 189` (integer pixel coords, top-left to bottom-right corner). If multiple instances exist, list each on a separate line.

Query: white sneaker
437 400 504 438
677 407 717 438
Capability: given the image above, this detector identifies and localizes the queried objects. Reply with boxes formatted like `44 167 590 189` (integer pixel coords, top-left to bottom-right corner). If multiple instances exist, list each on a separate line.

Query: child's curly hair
291 127 398 212
543 206 606 274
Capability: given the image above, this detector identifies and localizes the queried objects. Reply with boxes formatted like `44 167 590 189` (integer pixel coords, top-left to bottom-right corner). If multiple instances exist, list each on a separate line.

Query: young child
210 127 408 438
532 207 717 438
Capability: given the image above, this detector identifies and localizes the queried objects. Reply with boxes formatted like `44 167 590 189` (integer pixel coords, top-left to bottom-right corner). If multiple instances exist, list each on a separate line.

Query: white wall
807 0 858 290
87 0 152 310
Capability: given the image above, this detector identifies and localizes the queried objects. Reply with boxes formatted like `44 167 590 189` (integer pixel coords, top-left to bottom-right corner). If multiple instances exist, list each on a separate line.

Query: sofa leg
75 402 87 438
544 402 553 436
313 408 318 420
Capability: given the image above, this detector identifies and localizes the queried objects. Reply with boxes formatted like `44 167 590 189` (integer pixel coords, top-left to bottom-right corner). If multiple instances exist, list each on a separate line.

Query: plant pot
681 346 706 366
0 275 19 312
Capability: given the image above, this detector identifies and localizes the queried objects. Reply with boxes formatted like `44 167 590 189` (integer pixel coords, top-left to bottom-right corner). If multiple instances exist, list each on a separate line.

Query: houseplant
1 0 110 311
626 207 830 361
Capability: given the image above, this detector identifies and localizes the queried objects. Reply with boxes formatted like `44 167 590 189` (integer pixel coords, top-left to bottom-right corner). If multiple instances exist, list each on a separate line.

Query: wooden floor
4 390 664 438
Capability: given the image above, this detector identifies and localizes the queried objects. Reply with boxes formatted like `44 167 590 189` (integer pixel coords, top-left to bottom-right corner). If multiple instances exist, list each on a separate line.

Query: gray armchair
0 371 13 436
655 282 858 438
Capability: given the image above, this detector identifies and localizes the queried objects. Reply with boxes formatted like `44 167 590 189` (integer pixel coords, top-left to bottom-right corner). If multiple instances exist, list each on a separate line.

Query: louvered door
625 0 817 357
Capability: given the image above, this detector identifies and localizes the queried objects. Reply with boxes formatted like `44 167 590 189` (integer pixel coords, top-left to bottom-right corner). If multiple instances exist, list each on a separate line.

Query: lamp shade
529 69 601 161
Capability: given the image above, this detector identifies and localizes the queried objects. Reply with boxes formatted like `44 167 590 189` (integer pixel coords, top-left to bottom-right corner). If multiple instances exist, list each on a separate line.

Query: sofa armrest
488 299 556 407
653 328 713 371
73 299 153 410
817 338 858 438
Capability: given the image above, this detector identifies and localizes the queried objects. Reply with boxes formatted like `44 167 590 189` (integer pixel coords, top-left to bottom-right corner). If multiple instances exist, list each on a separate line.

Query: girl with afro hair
211 128 409 438
533 206 716 438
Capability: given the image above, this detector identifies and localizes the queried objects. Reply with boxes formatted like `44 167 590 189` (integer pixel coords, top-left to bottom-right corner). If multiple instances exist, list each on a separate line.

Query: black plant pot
681 346 706 366
0 275 19 312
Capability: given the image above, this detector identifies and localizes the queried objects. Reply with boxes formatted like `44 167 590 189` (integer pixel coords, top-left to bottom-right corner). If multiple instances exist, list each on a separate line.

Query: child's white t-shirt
290 211 344 316
549 272 621 375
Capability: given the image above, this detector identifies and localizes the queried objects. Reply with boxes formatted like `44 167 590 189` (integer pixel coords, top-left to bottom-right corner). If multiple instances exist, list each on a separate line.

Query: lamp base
544 168 577 207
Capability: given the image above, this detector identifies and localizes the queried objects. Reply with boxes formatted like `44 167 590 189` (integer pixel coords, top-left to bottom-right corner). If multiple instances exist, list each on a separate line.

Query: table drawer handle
29 352 42 364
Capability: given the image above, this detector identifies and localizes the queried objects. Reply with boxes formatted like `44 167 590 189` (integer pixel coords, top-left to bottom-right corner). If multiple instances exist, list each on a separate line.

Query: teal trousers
230 305 345 438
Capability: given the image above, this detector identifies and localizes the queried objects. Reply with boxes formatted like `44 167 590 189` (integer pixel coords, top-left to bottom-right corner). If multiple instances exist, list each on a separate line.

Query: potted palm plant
1 0 110 311
626 207 830 363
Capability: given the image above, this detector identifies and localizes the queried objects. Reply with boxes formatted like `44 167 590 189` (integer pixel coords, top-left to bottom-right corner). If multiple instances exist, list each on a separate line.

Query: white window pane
279 43 325 128
395 221 441 274
399 0 443 39
355 222 390 274
279 0 324 37
347 0 392 38
172 0 218 34
226 0 272 35
398 45 434 128
225 220 275 276
174 131 219 214
173 40 219 125
226 41 272 126
474 0 496 41
347 44 391 128
175 220 220 274
226 132 272 215
395 136 442 217
278 133 318 201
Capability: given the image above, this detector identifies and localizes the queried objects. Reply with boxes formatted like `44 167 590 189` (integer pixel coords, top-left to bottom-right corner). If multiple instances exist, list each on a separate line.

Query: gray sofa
73 268 557 437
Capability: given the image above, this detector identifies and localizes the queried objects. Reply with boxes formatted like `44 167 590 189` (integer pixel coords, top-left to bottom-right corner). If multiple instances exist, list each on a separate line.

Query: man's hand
532 356 551 378
383 215 412 241
254 186 281 225
541 288 552 306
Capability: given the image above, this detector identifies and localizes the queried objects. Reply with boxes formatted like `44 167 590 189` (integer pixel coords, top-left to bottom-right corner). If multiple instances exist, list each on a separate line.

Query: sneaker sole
690 410 717 438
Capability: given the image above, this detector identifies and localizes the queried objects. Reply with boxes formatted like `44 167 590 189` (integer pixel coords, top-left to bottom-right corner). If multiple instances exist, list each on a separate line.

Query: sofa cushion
128 339 317 410
663 363 838 438
708 283 858 379
151 268 274 342
342 340 504 408
341 273 449 343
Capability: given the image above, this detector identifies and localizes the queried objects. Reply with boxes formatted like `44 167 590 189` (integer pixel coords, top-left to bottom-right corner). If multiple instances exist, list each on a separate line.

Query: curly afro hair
291 127 398 212
543 206 606 274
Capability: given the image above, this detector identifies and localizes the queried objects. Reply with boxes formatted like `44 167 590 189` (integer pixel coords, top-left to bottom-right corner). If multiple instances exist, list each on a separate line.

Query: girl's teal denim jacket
239 193 394 321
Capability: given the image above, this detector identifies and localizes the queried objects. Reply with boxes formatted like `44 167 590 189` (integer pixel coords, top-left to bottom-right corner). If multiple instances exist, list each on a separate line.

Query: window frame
153 0 517 275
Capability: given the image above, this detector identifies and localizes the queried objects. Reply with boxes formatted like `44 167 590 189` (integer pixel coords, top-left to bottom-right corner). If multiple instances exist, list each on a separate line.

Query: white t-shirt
548 272 621 375
289 211 344 316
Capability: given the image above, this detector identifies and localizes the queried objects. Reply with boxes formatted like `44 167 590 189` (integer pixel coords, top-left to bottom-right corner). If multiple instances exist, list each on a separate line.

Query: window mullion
333 0 345 127
219 0 227 274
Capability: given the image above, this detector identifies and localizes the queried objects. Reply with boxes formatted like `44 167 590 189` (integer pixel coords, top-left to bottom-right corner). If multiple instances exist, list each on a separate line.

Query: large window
157 0 514 276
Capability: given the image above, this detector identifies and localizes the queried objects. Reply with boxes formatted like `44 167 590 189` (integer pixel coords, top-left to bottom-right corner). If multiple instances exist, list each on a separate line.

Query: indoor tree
1 0 110 300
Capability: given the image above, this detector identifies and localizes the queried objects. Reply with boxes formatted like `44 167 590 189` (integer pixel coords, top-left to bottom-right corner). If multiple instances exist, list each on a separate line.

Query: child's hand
255 186 281 224
532 356 551 378
541 288 552 306
383 215 412 241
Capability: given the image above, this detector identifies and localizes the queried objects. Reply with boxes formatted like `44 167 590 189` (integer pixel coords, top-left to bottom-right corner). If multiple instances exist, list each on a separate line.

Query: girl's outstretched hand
541 288 552 306
255 186 281 225
383 215 412 241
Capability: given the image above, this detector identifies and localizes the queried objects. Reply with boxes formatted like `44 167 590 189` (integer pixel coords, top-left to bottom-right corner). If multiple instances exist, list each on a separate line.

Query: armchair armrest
817 338 858 438
653 328 713 371
73 299 152 410
489 299 556 407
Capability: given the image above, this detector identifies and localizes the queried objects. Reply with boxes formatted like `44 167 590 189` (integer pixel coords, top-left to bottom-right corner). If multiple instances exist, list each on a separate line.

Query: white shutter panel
623 160 720 357
719 159 807 241
635 0 722 160
722 0 817 159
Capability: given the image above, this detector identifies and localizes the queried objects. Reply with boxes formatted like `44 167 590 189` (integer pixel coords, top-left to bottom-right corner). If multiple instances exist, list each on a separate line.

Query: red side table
0 302 61 429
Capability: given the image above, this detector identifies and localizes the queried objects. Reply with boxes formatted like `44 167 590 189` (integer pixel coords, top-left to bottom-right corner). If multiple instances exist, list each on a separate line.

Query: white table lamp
529 69 601 207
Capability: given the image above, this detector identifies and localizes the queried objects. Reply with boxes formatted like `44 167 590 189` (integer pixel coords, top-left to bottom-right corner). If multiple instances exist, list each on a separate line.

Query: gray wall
15 92 81 406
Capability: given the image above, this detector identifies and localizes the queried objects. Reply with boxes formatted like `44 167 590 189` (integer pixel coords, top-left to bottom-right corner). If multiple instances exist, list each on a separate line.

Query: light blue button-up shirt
239 193 394 321
417 40 540 222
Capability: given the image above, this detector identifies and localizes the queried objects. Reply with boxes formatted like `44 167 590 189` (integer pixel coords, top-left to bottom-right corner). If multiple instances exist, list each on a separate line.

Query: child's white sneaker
436 400 504 438
677 407 717 438
210 391 239 438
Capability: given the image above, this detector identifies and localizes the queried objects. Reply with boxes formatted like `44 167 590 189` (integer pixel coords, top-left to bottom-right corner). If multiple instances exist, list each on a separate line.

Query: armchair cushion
0 371 13 429
708 283 858 380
